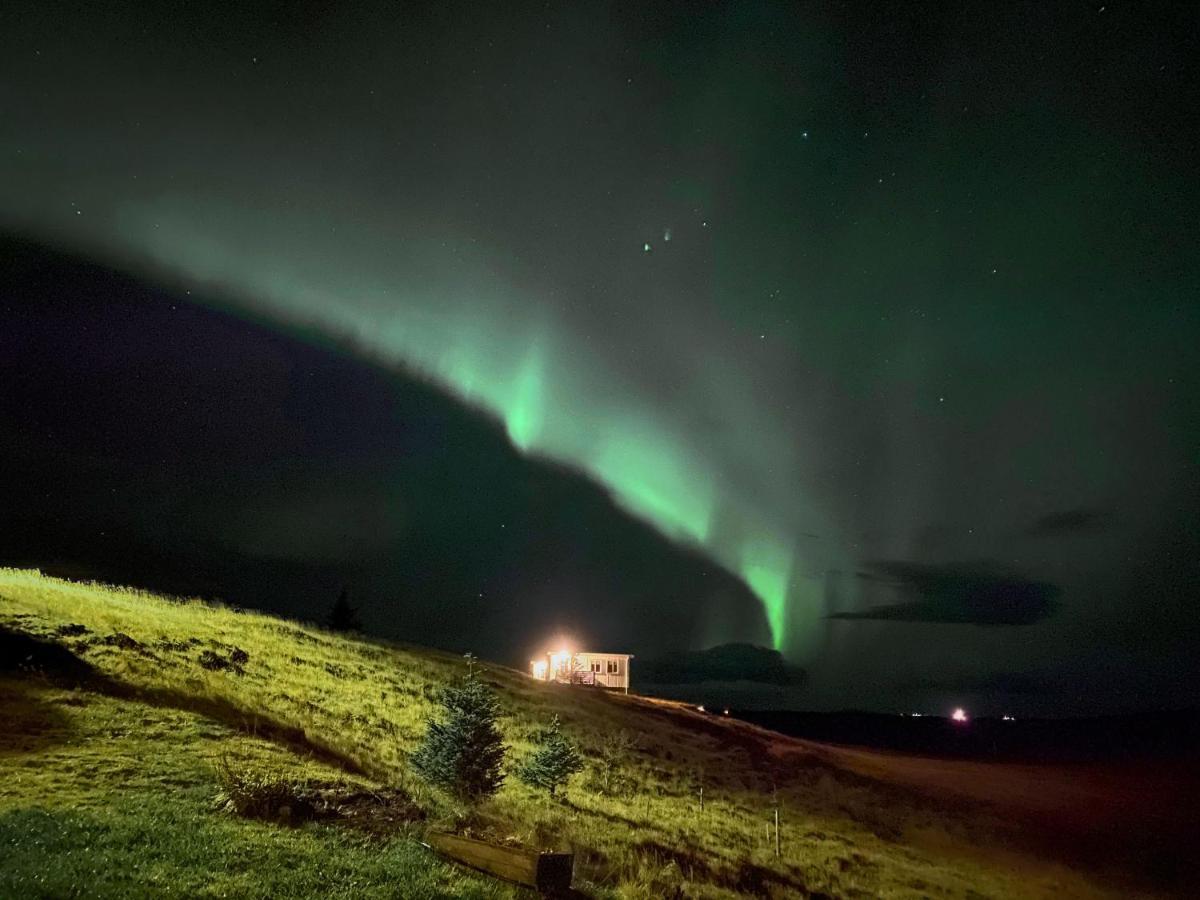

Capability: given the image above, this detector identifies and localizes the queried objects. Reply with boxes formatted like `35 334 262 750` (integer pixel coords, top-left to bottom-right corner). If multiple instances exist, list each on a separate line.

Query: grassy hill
0 569 1124 898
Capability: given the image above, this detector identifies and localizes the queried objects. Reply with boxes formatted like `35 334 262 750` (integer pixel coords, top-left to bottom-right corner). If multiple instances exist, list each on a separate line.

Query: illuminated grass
0 569 1110 898
0 678 517 899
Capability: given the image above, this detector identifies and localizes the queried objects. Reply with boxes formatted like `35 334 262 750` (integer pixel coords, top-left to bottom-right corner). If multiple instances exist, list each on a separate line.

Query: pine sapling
518 714 584 799
410 656 507 803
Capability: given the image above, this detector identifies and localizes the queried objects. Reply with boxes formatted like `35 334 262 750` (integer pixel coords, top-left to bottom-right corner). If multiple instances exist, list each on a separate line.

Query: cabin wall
531 652 632 691
576 654 630 690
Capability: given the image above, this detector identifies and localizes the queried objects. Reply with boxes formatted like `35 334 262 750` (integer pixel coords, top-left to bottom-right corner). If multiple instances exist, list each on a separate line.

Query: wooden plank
426 831 573 894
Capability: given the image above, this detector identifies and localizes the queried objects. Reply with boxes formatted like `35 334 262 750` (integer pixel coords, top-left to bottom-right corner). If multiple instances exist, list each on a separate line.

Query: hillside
0 234 767 660
0 570 1142 898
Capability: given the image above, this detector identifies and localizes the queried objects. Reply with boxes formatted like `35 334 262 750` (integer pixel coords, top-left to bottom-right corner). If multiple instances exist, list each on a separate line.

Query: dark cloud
832 561 1061 626
1025 507 1114 538
636 643 804 686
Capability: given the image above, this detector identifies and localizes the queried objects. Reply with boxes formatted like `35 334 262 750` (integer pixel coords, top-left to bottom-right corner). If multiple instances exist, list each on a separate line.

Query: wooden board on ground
425 830 573 895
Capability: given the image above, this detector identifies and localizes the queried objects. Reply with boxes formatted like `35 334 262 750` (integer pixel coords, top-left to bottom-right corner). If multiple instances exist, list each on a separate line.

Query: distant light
951 707 969 723
696 704 705 712
722 708 730 716
1002 714 1016 722
910 712 923 717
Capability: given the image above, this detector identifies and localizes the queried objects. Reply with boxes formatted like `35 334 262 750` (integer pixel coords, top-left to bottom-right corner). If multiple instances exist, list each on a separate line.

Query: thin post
699 784 704 813
772 782 782 859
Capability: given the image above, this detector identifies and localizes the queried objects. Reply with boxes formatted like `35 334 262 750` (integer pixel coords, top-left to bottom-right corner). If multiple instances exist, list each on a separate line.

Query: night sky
2 2 1198 715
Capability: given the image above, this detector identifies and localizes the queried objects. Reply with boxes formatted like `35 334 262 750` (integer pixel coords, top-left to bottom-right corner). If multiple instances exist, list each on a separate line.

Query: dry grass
0 568 1123 898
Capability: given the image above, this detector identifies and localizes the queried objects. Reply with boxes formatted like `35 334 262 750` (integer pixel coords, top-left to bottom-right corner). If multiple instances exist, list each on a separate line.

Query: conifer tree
410 655 507 802
518 714 584 798
326 588 362 633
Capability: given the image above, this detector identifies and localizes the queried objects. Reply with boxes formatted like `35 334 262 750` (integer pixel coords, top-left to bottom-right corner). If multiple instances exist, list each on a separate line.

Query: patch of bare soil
214 769 424 836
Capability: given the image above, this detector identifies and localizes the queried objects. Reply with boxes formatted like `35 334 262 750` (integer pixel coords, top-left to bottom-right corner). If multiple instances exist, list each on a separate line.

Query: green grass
0 569 1114 898
0 677 518 899
0 802 513 900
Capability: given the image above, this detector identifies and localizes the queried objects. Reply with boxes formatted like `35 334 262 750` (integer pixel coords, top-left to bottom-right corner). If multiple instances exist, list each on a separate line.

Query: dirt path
807 740 1199 896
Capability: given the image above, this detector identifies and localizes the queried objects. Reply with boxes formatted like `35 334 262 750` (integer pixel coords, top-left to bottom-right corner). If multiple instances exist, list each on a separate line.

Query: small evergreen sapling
518 714 584 798
410 655 507 802
597 728 639 795
326 588 362 633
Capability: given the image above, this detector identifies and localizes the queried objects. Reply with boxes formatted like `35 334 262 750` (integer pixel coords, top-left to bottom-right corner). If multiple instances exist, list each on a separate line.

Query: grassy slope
0 570 1122 899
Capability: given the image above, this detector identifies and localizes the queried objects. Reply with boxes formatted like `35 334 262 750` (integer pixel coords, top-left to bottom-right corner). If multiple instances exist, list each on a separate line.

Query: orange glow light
548 648 574 676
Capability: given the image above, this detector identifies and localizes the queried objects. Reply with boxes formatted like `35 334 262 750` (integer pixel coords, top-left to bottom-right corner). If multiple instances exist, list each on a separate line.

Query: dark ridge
0 232 769 664
635 642 805 686
732 708 1200 763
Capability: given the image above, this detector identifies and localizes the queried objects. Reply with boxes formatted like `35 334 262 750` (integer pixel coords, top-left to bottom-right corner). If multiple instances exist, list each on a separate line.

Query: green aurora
3 0 1199 713
127 217 807 651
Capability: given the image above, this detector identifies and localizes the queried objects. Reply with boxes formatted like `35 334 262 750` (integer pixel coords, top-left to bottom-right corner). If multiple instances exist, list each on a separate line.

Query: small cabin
530 650 633 693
